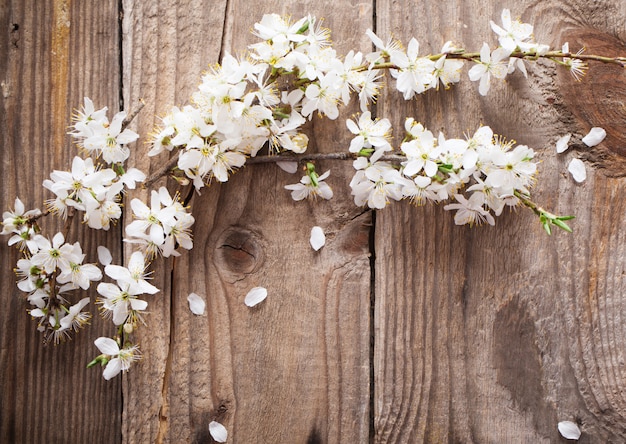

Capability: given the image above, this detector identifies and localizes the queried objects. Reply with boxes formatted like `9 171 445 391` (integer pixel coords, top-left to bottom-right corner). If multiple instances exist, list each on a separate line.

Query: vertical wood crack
369 210 376 443
369 4 377 442
117 2 125 444
156 258 176 443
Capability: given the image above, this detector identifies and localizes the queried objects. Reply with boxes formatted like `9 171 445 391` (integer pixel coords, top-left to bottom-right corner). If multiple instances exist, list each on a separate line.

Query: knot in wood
214 227 264 281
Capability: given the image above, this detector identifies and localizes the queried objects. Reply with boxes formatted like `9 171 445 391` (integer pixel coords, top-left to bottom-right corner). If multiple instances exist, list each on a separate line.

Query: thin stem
144 152 406 188
358 50 626 72
514 190 542 216
26 208 51 225
121 99 146 131
144 155 179 188
543 51 626 67
246 152 355 163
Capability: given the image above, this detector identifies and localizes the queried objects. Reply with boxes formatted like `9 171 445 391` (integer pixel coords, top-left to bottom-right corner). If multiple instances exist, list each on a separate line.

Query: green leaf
438 164 454 173
553 218 573 233
297 20 310 34
540 215 552 235
86 355 108 369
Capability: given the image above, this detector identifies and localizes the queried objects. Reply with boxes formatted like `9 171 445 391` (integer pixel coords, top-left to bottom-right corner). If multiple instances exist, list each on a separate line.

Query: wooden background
1 0 625 442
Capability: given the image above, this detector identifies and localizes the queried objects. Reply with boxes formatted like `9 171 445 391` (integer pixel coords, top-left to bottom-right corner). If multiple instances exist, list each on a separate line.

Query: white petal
95 337 120 355
102 358 122 380
187 292 205 315
277 161 299 174
558 421 581 440
568 158 586 183
129 298 148 311
209 421 228 443
556 134 572 153
97 246 113 265
581 127 606 147
244 287 267 307
310 226 326 251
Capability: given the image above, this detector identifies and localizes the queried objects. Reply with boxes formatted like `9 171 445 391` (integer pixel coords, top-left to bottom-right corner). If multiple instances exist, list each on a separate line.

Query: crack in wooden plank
155 257 176 443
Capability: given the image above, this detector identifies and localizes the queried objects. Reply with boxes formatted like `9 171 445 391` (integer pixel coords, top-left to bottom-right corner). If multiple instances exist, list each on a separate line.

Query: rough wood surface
121 1 372 442
2 0 626 443
0 0 123 442
374 0 626 442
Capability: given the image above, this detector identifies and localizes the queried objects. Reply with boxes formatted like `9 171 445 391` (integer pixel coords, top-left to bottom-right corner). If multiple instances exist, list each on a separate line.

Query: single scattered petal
97 246 113 266
581 127 606 147
556 134 572 154
310 226 326 251
187 293 205 315
558 421 581 440
209 421 228 443
244 287 267 307
277 161 299 174
568 158 586 183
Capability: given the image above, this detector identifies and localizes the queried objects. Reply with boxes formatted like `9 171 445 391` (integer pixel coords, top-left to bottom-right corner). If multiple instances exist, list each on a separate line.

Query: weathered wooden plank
122 1 372 442
0 0 123 442
374 0 626 442
119 1 229 442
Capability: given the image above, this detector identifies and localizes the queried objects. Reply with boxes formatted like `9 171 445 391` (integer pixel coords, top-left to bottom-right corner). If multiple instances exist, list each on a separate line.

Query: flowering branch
365 50 626 70
1 9 621 381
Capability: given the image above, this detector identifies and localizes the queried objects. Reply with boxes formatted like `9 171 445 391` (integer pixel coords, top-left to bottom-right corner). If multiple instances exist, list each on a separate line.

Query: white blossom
94 337 141 380
489 9 534 53
59 298 91 332
285 170 333 201
390 38 436 99
443 193 495 226
82 111 139 164
346 112 392 154
1 197 41 235
468 43 509 96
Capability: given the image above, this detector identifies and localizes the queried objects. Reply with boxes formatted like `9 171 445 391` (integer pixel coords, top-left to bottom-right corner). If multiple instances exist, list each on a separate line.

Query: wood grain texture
120 1 229 441
3 0 626 442
0 0 123 442
121 1 372 442
374 0 626 442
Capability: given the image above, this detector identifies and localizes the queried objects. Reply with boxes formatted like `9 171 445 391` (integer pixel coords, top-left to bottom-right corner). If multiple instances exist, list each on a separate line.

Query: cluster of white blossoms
1 101 175 374
2 220 101 343
125 187 195 258
44 98 146 229
148 13 387 192
96 248 157 331
348 115 537 225
3 9 611 380
146 10 586 227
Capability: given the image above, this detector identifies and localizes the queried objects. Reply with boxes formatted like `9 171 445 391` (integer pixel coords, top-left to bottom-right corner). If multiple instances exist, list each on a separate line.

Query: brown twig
143 151 408 188
121 99 146 131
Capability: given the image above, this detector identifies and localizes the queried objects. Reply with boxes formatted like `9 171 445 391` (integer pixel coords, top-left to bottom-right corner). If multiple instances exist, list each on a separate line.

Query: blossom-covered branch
3 8 621 380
